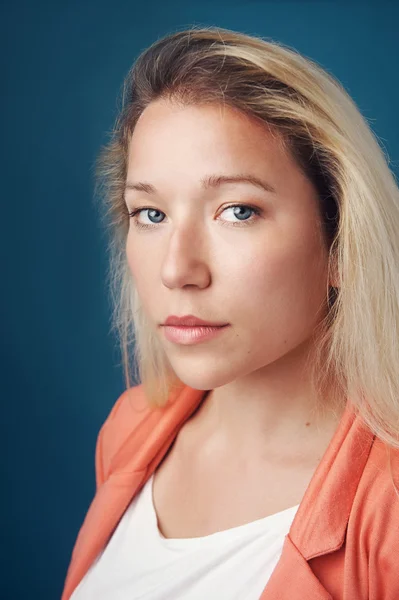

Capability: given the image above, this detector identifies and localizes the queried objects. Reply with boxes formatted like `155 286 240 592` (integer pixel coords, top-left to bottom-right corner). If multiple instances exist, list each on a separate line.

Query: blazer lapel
62 386 207 600
259 400 375 599
288 400 375 560
259 535 333 599
61 469 146 600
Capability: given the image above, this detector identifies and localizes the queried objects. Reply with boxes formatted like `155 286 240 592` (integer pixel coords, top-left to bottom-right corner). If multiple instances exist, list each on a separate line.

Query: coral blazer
61 384 399 600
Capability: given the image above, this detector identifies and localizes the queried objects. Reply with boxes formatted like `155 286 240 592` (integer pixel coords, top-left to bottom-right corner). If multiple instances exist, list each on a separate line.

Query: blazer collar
62 385 375 600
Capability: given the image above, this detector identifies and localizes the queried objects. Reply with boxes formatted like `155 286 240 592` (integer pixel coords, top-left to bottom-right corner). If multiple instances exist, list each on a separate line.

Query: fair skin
124 99 344 537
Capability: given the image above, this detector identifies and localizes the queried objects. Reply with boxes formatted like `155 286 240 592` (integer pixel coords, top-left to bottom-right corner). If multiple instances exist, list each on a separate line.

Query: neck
184 341 345 464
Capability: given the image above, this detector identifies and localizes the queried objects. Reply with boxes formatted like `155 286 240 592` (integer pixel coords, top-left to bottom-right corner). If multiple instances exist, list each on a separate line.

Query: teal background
1 1 398 598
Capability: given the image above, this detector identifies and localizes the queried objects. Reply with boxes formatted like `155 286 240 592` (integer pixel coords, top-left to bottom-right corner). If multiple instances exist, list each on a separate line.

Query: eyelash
127 204 263 230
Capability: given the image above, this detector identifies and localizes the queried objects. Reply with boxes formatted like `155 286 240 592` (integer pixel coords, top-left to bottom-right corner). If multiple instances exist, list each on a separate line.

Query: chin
167 360 240 391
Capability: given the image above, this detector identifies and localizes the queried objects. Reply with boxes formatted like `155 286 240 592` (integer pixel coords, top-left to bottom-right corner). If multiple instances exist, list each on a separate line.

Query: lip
162 324 230 345
163 314 229 327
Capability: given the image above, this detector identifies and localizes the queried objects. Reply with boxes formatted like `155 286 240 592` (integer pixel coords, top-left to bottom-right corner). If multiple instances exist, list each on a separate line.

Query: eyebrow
124 173 276 196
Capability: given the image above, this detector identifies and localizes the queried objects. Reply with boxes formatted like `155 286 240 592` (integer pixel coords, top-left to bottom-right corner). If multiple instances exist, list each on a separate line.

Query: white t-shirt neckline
147 473 300 550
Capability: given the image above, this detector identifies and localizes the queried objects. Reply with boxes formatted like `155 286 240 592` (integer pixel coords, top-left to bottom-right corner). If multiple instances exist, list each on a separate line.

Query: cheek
125 236 157 300
126 238 138 278
229 233 328 329
126 229 156 273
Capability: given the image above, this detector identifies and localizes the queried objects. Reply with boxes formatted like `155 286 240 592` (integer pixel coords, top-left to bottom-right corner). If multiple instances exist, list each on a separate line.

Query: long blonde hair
94 25 399 450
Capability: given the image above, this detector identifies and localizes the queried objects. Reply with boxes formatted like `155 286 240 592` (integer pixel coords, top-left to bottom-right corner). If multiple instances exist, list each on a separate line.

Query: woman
62 26 399 599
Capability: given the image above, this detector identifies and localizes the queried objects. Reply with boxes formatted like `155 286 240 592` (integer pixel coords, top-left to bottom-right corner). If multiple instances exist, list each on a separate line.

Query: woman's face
125 99 331 390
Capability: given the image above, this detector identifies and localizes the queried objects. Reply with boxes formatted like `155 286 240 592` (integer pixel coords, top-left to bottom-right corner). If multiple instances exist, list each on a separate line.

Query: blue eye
221 205 259 222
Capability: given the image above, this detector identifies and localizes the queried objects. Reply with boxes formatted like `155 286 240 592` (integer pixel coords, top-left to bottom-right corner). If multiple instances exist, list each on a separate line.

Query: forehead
128 100 287 165
126 100 310 201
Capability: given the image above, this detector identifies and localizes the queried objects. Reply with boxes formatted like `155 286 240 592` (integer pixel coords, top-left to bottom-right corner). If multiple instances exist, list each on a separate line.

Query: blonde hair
94 25 399 450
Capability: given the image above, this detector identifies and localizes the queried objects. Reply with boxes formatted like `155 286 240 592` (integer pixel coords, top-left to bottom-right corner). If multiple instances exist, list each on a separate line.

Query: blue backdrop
1 1 398 598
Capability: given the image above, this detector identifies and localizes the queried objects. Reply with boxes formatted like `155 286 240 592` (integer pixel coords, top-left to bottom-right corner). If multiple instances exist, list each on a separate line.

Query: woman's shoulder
363 436 399 501
353 434 399 538
94 384 153 487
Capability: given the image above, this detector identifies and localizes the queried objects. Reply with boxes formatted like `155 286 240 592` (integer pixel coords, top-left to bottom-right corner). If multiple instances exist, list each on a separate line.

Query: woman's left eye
220 204 262 225
127 203 262 229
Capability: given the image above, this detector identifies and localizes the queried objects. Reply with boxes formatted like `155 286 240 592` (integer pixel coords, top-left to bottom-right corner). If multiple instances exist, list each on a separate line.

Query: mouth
161 324 230 345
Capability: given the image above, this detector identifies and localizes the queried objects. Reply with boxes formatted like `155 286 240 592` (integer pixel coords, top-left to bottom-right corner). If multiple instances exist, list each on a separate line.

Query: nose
161 222 211 290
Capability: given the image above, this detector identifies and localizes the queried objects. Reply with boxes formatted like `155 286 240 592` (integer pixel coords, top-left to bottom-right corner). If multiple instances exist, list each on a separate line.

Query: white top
70 473 299 600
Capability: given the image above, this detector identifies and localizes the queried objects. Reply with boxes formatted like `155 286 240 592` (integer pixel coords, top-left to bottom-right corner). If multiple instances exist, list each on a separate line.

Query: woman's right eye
128 207 165 229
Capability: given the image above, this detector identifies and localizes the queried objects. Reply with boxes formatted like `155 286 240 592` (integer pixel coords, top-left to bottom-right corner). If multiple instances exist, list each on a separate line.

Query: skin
125 98 342 474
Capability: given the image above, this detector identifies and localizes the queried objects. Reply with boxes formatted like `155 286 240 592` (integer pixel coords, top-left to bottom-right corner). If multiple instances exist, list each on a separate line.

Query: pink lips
161 315 230 345
162 324 229 345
